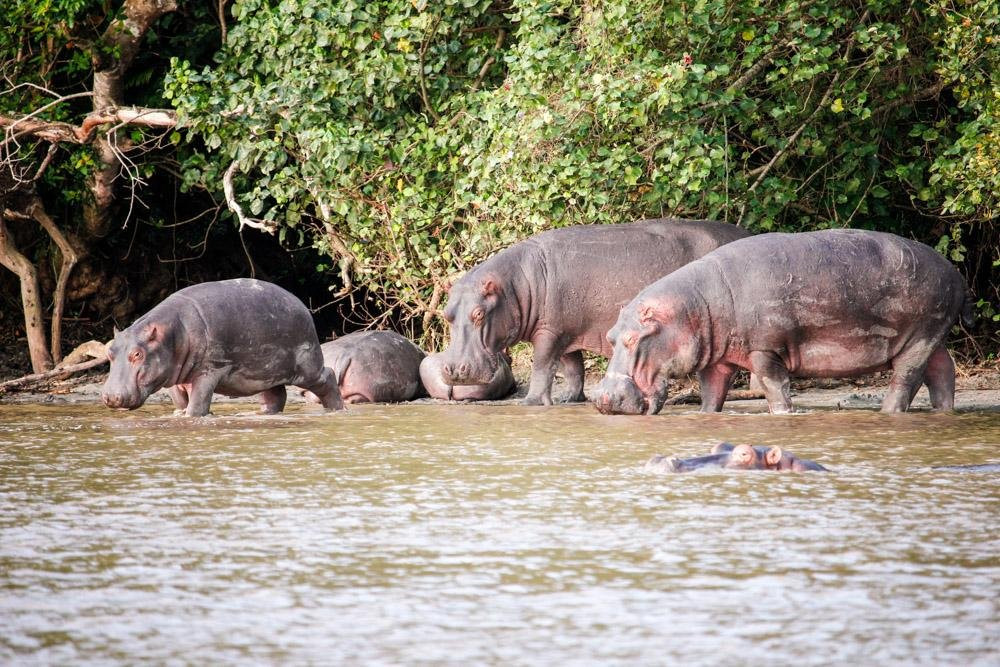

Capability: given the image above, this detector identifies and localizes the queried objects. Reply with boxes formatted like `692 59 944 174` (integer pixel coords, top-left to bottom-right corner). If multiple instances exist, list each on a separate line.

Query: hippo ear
144 324 160 343
765 446 784 467
481 279 500 297
731 444 758 466
113 326 120 337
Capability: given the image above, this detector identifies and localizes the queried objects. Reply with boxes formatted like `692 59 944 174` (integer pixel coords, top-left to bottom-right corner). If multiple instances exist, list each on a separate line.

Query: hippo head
101 323 175 410
592 298 699 415
438 274 519 385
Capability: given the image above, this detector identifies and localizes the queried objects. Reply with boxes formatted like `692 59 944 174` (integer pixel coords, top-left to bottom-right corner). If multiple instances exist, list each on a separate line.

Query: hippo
420 352 516 401
593 229 973 415
102 278 343 416
303 331 426 404
645 442 828 472
435 218 750 405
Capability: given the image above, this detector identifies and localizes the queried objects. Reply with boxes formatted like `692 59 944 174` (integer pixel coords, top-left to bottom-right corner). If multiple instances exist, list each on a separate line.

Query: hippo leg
302 367 345 411
923 345 956 411
524 333 562 406
747 351 793 414
168 385 189 413
697 363 737 412
882 347 933 412
258 386 287 414
558 351 586 403
183 374 222 417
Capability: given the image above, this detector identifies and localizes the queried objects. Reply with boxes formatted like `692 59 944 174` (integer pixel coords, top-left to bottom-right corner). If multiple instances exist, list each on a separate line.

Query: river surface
1 400 998 665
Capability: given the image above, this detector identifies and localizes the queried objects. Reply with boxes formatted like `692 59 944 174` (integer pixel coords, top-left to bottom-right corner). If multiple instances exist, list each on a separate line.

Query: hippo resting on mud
102 279 343 416
593 229 973 415
646 442 828 472
647 443 827 472
303 331 426 404
434 218 749 405
420 352 516 401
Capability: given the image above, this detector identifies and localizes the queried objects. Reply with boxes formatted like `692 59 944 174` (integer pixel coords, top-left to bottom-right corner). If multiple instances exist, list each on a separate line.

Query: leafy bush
166 0 999 342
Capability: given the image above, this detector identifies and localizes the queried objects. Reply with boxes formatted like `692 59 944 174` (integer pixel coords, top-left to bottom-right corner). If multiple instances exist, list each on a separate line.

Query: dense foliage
166 0 1000 340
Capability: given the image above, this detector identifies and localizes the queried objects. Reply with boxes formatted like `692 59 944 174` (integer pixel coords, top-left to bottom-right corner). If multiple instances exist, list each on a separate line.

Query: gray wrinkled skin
305 331 426 404
437 218 750 406
593 229 973 415
101 278 343 416
645 442 828 473
420 352 515 401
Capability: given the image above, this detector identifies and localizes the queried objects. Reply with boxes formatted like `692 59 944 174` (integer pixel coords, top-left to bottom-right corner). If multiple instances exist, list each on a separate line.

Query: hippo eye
623 333 638 349
470 307 485 325
128 350 143 363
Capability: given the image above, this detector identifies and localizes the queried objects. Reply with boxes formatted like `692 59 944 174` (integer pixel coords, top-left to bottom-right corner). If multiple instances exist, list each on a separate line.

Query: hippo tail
961 288 976 329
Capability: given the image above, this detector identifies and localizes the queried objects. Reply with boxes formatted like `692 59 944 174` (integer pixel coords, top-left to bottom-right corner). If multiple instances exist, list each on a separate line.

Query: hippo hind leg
169 385 189 414
258 385 287 414
747 351 793 414
558 351 586 403
302 367 345 411
923 345 956 411
882 345 934 413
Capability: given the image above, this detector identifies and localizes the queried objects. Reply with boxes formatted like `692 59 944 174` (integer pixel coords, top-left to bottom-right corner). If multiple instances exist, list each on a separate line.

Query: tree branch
0 107 178 146
222 161 274 233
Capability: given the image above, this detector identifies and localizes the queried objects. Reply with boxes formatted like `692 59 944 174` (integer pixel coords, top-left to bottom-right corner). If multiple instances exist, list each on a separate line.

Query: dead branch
27 197 79 364
222 161 274 232
0 107 178 146
0 356 108 393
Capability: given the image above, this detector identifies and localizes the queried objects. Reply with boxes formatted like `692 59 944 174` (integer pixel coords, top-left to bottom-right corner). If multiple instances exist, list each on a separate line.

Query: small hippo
593 229 973 415
304 331 426 404
646 442 828 472
102 278 343 416
435 218 750 406
420 352 516 401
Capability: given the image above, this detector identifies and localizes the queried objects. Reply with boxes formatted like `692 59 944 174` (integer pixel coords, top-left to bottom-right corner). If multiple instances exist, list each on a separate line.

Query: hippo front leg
697 363 736 412
558 351 586 403
524 333 563 406
747 351 793 414
182 373 223 417
168 385 189 414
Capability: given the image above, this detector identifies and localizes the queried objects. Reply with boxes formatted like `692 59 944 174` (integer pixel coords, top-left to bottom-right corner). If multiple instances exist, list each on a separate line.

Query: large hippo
435 218 750 405
101 278 343 416
645 442 828 472
420 352 516 401
593 229 973 415
304 331 426 404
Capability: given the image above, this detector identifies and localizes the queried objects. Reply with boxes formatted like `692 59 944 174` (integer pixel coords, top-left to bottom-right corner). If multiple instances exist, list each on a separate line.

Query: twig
418 15 443 123
469 29 506 94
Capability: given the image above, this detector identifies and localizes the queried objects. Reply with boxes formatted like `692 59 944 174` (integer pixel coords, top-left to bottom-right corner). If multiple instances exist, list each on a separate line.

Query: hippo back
321 331 425 403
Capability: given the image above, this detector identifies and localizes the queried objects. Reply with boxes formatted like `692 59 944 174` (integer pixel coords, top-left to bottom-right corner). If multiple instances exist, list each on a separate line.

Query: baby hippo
304 331 426 404
646 442 828 473
420 352 516 401
102 278 343 416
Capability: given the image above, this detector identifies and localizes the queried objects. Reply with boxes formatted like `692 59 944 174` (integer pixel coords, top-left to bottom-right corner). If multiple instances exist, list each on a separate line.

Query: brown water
1 401 998 665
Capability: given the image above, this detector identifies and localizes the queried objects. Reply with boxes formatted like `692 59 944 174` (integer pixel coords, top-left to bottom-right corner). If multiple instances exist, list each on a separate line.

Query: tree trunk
0 216 54 373
28 198 79 364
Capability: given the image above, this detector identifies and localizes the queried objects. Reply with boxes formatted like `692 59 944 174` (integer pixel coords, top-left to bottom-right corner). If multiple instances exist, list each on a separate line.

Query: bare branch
222 161 274 233
0 106 178 146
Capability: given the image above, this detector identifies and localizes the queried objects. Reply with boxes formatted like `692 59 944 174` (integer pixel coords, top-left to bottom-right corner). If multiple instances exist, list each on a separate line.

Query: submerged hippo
420 352 516 401
304 331 426 404
102 279 343 416
646 442 828 472
435 218 749 405
593 229 973 415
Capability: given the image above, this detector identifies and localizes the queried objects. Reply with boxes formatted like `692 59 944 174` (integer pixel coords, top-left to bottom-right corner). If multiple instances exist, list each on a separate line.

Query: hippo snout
440 354 497 386
101 388 142 410
592 375 648 415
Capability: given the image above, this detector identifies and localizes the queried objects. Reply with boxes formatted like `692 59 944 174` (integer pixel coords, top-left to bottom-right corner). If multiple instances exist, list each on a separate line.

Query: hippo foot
558 391 586 404
522 395 550 406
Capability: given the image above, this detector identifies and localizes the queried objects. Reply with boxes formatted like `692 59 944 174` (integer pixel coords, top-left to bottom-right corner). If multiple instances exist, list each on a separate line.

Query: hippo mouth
591 373 651 415
440 350 501 386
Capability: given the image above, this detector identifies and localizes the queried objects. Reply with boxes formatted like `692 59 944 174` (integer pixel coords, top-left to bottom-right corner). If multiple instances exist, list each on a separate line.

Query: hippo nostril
458 363 470 376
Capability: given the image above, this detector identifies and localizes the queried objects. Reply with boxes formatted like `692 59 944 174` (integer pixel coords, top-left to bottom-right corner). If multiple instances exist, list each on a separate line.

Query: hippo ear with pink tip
731 444 758 466
765 446 784 468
